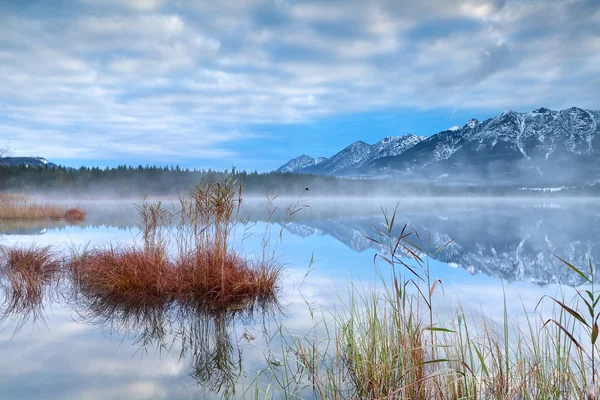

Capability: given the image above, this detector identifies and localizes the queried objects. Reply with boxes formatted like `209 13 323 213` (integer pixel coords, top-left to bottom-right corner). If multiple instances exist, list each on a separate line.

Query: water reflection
0 219 84 235
277 202 600 285
1 198 598 397
73 295 267 398
0 253 276 398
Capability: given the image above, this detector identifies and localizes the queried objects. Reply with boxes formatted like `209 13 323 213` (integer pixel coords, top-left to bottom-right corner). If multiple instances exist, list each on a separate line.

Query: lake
0 197 596 399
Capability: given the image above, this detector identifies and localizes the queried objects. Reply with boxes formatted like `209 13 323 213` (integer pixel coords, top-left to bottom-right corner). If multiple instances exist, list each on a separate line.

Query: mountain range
277 107 600 185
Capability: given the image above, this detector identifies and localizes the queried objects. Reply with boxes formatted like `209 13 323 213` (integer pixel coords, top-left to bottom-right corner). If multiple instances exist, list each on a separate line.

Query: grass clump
0 194 86 221
70 246 170 303
63 208 87 221
175 248 279 308
0 244 60 328
69 171 280 310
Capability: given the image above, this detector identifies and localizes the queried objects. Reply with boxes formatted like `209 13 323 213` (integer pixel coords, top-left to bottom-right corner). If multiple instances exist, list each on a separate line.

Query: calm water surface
0 197 597 399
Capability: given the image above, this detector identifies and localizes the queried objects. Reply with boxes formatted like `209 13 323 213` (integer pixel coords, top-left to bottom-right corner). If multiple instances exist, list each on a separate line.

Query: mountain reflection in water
4 199 596 286
276 200 600 286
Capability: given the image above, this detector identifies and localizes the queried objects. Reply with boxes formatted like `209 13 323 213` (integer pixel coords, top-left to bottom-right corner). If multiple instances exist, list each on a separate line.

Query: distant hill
0 157 57 168
277 107 600 186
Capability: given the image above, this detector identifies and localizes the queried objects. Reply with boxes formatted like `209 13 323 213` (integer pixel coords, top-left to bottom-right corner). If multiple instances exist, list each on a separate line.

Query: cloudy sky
1 0 599 170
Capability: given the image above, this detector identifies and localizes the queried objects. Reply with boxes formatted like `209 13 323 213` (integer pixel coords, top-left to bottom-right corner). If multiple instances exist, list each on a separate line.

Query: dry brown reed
0 195 86 221
69 170 279 310
69 246 170 303
63 208 87 221
174 249 279 308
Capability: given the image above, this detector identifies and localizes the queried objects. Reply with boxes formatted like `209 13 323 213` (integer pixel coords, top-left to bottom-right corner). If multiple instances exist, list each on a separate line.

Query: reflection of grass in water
0 219 84 235
71 288 276 398
0 244 60 331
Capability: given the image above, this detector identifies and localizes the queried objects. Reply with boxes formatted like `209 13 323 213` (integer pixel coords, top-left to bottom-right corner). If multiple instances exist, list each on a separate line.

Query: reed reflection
71 290 276 397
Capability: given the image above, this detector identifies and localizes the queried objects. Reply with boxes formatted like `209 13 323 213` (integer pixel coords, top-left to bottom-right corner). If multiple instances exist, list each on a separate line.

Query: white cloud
124 0 164 12
0 0 598 164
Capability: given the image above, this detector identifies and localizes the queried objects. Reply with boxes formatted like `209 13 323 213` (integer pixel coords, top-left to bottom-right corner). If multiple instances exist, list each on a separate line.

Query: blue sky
1 0 599 171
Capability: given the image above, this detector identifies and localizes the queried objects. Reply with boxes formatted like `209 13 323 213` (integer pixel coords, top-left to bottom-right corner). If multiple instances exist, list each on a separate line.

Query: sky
0 0 599 171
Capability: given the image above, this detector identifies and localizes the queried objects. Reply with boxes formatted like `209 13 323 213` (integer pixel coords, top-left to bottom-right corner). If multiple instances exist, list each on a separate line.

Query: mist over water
6 196 597 285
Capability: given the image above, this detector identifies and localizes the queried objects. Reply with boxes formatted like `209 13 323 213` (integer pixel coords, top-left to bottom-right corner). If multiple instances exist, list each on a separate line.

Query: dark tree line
0 164 374 197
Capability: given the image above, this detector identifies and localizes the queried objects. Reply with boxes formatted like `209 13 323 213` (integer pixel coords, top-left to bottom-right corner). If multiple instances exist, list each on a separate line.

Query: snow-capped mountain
368 107 600 184
366 134 426 164
276 155 327 173
286 134 426 176
0 157 57 168
278 107 600 185
300 140 372 175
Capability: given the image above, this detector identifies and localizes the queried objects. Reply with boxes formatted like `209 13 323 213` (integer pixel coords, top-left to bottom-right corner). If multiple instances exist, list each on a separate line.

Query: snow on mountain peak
465 119 479 129
368 134 426 163
276 106 600 184
277 134 426 175
276 154 329 173
447 126 460 131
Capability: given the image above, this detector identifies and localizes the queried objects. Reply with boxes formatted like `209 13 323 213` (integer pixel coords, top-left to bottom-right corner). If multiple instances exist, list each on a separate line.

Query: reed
69 245 171 302
253 207 597 400
0 195 86 221
0 244 60 329
69 170 279 310
63 208 87 221
174 249 280 307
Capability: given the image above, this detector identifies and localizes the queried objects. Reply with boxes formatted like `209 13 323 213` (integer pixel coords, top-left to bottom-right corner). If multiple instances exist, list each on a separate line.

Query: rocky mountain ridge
278 107 600 185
